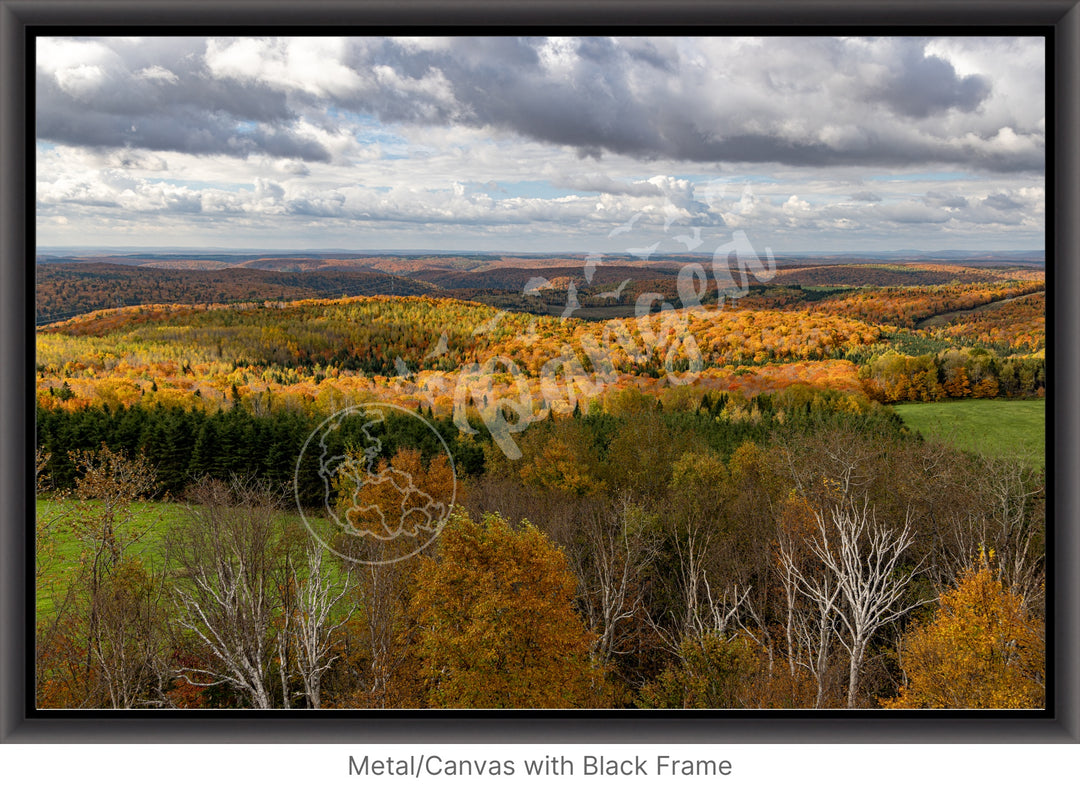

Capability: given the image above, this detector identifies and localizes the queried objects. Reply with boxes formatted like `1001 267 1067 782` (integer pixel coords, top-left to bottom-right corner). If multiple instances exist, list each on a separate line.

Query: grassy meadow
894 397 1045 468
34 497 347 617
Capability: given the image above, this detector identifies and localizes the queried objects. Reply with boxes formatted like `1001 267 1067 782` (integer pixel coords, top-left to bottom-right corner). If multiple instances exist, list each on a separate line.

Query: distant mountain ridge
34 262 445 326
35 252 1046 327
36 248 1045 272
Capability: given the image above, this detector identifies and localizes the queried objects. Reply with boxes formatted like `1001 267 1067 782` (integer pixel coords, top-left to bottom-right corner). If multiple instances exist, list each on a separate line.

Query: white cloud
782 195 811 214
37 38 115 77
137 65 179 84
55 64 107 97
34 36 1045 251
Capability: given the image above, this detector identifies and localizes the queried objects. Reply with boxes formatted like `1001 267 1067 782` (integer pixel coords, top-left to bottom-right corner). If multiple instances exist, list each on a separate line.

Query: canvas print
34 36 1046 710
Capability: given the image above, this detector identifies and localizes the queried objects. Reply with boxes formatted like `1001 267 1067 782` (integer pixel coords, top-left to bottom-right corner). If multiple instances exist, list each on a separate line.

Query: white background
2 742 1077 797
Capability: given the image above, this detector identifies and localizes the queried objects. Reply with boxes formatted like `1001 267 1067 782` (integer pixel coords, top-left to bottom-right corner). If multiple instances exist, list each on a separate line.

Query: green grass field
35 499 185 616
893 398 1045 468
35 497 351 619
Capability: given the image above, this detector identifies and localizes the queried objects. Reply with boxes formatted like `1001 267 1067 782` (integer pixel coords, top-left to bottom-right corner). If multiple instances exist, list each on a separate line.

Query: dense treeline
39 296 883 376
35 386 895 500
35 283 1043 424
765 262 1041 288
35 386 1045 709
808 280 1043 330
36 258 1044 343
35 296 891 421
859 348 1045 403
462 396 1045 708
36 402 487 503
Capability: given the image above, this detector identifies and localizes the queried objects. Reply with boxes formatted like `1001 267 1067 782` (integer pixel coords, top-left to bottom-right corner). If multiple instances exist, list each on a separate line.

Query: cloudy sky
36 36 1045 254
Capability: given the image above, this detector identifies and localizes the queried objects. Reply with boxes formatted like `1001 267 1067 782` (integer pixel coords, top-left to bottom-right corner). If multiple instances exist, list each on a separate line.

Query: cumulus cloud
37 37 331 162
36 35 1044 173
554 174 664 197
34 35 1046 251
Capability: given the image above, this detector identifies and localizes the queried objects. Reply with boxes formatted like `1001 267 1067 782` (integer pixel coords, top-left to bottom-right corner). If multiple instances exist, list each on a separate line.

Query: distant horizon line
36 246 1047 257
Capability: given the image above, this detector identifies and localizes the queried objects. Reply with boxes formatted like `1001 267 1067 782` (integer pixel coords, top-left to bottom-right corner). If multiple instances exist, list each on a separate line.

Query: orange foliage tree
409 511 603 708
884 556 1044 708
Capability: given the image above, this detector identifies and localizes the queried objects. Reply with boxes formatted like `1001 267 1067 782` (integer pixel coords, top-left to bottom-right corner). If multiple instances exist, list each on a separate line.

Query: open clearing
35 498 346 617
35 499 184 616
893 397 1044 467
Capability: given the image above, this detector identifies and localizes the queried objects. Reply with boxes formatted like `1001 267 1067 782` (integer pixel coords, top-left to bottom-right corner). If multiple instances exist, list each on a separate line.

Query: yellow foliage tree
410 512 603 708
884 556 1044 708
516 423 602 496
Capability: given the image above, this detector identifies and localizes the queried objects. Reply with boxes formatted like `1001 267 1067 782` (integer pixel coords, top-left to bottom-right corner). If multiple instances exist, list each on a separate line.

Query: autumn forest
34 251 1046 710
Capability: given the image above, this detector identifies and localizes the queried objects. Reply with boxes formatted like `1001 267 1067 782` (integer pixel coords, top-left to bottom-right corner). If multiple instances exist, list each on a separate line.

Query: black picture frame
2 0 1076 743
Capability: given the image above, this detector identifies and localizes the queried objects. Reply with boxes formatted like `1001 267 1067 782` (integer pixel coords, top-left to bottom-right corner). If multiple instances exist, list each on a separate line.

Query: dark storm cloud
363 37 720 161
869 39 991 118
35 36 1043 172
336 36 1039 172
36 37 331 161
376 37 1034 168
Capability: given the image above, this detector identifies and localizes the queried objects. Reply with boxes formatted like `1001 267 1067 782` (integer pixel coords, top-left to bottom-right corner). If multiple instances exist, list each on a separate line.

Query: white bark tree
170 478 281 709
806 499 925 708
569 496 661 664
776 532 841 708
283 540 352 708
976 453 1044 605
648 449 742 657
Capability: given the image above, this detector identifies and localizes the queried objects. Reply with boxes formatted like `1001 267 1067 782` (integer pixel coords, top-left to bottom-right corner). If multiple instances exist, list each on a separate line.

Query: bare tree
806 499 925 708
648 515 749 663
778 427 878 510
666 525 749 649
283 540 352 708
71 446 158 565
919 450 1044 612
975 452 1045 605
333 535 420 707
567 495 660 664
88 559 171 708
776 532 841 708
37 446 162 708
170 478 282 709
35 449 69 597
643 450 742 655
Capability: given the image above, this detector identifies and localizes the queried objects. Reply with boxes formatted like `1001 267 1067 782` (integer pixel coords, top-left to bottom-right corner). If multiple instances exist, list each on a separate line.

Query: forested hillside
34 255 1046 711
35 262 447 325
36 390 1044 709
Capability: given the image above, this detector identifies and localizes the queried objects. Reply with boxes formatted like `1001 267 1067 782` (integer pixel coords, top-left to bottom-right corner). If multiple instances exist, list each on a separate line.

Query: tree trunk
847 639 865 709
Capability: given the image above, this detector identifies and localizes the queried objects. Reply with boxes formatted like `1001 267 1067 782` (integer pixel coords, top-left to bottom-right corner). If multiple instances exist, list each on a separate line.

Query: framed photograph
2 1 1077 744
